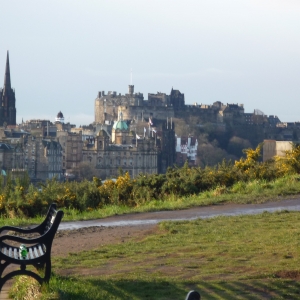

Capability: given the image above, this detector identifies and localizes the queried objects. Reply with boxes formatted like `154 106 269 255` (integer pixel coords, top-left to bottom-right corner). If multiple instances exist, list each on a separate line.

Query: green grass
38 277 300 299
29 211 300 299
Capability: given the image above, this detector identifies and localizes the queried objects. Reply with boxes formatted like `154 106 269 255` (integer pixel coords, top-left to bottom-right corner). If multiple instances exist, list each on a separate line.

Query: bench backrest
34 203 60 235
43 204 59 234
37 204 64 250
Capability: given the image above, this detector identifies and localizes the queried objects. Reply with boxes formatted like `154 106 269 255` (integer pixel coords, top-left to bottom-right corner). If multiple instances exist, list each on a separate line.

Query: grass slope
17 210 300 299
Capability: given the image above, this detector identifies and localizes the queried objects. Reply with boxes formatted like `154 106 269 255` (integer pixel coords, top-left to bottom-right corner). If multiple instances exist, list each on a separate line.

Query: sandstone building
83 108 176 178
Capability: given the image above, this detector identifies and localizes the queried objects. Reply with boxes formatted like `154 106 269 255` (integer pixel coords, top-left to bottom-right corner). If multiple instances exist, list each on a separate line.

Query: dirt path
52 224 157 257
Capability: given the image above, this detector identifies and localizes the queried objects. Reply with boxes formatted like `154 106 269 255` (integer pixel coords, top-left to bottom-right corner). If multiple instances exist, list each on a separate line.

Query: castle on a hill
94 85 184 124
94 85 279 126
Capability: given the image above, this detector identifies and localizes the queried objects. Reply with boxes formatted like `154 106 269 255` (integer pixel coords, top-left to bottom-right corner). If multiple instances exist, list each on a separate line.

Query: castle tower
128 85 134 95
0 51 16 126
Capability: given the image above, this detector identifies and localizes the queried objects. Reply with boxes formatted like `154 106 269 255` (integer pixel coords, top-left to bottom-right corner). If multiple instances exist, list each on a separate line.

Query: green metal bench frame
0 203 64 291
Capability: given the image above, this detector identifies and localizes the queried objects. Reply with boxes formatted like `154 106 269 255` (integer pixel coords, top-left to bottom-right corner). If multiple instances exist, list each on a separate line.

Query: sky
1 0 300 127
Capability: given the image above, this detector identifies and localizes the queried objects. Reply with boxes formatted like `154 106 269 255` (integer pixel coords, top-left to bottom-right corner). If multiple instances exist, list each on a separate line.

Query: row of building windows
86 152 133 157
47 149 61 155
48 156 62 162
49 164 61 171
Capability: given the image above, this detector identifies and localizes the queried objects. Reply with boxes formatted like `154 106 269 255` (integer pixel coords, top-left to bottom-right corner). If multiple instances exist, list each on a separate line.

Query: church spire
1 51 16 126
4 51 11 90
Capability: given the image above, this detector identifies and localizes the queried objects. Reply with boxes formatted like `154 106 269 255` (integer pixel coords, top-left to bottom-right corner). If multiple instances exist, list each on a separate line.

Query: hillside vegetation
1 143 300 220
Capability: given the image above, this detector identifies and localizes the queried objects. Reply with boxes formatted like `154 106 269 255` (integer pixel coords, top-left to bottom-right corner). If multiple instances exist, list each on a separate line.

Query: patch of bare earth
52 224 158 257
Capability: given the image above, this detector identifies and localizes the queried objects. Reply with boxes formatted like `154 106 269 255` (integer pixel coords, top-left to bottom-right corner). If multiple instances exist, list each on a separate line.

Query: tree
227 136 252 157
74 162 98 181
197 143 236 167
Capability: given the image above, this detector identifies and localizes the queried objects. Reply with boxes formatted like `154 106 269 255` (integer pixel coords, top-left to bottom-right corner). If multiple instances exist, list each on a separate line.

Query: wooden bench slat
38 245 44 256
14 248 18 259
28 247 34 259
34 247 39 258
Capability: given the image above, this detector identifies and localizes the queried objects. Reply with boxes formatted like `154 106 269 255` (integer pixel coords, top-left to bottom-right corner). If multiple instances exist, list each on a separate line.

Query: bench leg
0 260 10 291
0 258 51 292
0 261 10 279
0 269 44 292
44 257 51 282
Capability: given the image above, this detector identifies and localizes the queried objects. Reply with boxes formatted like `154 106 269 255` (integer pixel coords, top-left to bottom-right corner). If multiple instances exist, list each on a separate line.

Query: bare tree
74 162 98 181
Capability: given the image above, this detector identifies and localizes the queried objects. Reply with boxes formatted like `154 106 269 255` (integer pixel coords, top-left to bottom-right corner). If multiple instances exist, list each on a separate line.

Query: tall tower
0 51 16 126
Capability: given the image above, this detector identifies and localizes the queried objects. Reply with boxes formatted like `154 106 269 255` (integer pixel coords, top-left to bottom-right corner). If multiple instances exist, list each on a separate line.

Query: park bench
0 203 64 291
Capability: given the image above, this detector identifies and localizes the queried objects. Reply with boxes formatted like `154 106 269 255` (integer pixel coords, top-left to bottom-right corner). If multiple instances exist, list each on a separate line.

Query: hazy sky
1 0 300 126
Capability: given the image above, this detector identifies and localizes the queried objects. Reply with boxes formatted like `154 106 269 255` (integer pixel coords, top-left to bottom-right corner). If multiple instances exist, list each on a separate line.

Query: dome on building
112 110 128 130
55 111 64 123
112 120 128 130
57 111 64 118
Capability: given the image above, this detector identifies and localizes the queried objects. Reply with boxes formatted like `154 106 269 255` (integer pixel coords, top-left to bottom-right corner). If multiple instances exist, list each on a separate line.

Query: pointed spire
4 51 11 89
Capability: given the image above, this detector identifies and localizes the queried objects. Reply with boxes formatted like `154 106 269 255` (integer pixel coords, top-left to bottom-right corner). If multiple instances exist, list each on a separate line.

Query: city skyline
1 0 300 127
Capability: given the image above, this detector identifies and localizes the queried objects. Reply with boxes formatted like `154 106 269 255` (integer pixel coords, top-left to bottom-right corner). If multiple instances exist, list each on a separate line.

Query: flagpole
136 128 137 147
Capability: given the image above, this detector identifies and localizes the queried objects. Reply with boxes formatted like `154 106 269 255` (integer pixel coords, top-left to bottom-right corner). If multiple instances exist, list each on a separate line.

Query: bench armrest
0 234 45 245
0 225 41 235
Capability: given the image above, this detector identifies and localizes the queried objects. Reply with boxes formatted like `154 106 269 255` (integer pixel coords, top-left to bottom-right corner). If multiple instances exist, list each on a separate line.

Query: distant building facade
175 136 198 167
263 140 293 162
82 110 175 178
